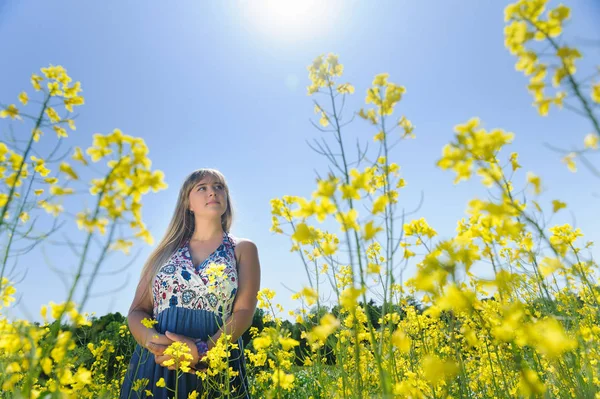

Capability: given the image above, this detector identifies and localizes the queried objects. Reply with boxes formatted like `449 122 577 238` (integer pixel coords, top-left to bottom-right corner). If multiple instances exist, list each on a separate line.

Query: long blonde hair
139 168 234 303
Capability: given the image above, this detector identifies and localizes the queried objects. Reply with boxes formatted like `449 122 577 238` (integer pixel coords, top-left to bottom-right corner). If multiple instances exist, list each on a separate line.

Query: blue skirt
120 308 250 399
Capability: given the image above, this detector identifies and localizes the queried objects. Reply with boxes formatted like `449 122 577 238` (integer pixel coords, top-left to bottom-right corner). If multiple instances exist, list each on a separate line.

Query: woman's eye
198 185 223 191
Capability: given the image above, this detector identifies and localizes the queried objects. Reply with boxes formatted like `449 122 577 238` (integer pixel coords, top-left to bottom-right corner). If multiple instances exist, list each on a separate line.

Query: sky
1 0 599 323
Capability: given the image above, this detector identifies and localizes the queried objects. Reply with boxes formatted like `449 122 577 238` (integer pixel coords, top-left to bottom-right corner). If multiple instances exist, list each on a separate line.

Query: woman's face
188 176 227 217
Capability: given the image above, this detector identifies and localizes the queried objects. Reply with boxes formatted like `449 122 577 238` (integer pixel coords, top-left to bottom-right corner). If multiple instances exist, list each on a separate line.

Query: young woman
120 168 261 398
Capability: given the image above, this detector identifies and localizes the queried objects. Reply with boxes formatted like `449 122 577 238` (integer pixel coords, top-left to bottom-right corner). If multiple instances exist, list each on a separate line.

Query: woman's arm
127 269 173 355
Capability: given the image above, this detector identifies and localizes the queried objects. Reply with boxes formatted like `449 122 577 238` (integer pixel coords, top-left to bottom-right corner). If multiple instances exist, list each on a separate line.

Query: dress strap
225 231 236 249
224 232 240 274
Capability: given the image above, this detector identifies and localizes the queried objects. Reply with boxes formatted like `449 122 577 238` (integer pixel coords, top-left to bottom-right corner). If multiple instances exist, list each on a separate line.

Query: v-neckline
186 231 226 269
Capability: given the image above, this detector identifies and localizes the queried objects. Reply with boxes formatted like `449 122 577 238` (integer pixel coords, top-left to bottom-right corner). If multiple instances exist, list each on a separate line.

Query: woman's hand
153 331 206 372
145 332 174 357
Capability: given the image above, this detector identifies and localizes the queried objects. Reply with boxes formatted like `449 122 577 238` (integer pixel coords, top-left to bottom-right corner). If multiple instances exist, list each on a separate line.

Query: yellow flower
584 133 599 149
372 73 389 87
66 119 76 130
315 177 337 198
40 357 52 375
163 341 193 372
340 183 359 200
421 354 458 386
110 239 134 254
367 262 381 274
59 162 78 179
45 107 60 123
47 81 63 96
366 87 381 106
39 305 49 324
391 329 411 353
362 220 383 241
18 92 28 105
539 257 563 277
592 83 600 103
38 200 63 216
75 212 108 234
291 223 319 243
156 377 166 388
53 125 68 138
31 73 43 90
404 218 437 239
257 288 276 309
253 335 272 350
527 317 577 359
455 117 480 134
336 83 354 94
552 199 566 213
292 197 316 219
549 223 582 256
72 146 88 165
41 64 66 79
299 287 318 306
526 172 542 194
371 194 390 215
30 155 51 177
141 318 158 328
509 152 521 171
358 108 378 125
339 286 365 311
307 53 344 95
278 337 300 351
0 104 21 120
73 367 92 389
519 369 546 397
64 95 85 112
49 185 74 196
334 209 359 231
314 198 336 223
204 262 226 289
63 81 82 98
1 277 17 307
319 112 329 127
398 115 415 138
307 313 339 344
437 284 476 313
18 212 29 223
272 369 295 390
32 128 43 142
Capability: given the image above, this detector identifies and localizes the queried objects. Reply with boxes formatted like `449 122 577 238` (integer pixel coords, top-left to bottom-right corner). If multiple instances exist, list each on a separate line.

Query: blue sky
1 0 599 322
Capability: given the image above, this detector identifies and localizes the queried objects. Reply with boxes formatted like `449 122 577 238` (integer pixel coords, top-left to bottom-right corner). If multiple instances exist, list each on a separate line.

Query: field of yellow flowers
1 1 600 398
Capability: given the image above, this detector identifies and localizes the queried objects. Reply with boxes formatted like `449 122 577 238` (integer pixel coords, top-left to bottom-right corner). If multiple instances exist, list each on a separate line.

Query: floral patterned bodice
152 231 239 319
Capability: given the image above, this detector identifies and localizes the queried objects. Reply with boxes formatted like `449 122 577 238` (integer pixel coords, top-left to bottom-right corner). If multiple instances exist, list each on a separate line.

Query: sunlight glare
239 0 342 41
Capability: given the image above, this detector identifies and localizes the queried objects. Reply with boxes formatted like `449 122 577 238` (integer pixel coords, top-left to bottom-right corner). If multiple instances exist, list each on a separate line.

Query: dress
120 231 251 399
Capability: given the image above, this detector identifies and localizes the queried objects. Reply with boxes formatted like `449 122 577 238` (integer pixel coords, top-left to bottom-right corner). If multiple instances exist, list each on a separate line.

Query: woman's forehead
195 175 223 185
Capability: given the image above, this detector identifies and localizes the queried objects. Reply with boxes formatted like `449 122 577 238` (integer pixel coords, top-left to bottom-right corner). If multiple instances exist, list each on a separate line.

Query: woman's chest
153 245 239 304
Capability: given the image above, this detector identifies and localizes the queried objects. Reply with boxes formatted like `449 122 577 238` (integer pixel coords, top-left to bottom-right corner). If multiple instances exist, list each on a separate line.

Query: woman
120 168 261 398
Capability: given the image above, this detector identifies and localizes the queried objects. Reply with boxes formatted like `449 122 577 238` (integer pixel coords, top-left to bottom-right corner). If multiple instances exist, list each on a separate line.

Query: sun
237 0 342 41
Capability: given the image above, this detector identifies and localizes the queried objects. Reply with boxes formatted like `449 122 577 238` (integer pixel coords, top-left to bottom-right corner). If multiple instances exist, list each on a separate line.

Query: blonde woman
120 169 260 398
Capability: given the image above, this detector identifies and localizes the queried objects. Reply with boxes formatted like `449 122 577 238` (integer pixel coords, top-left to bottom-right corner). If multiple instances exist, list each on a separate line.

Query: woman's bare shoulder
232 237 258 261
234 237 257 250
